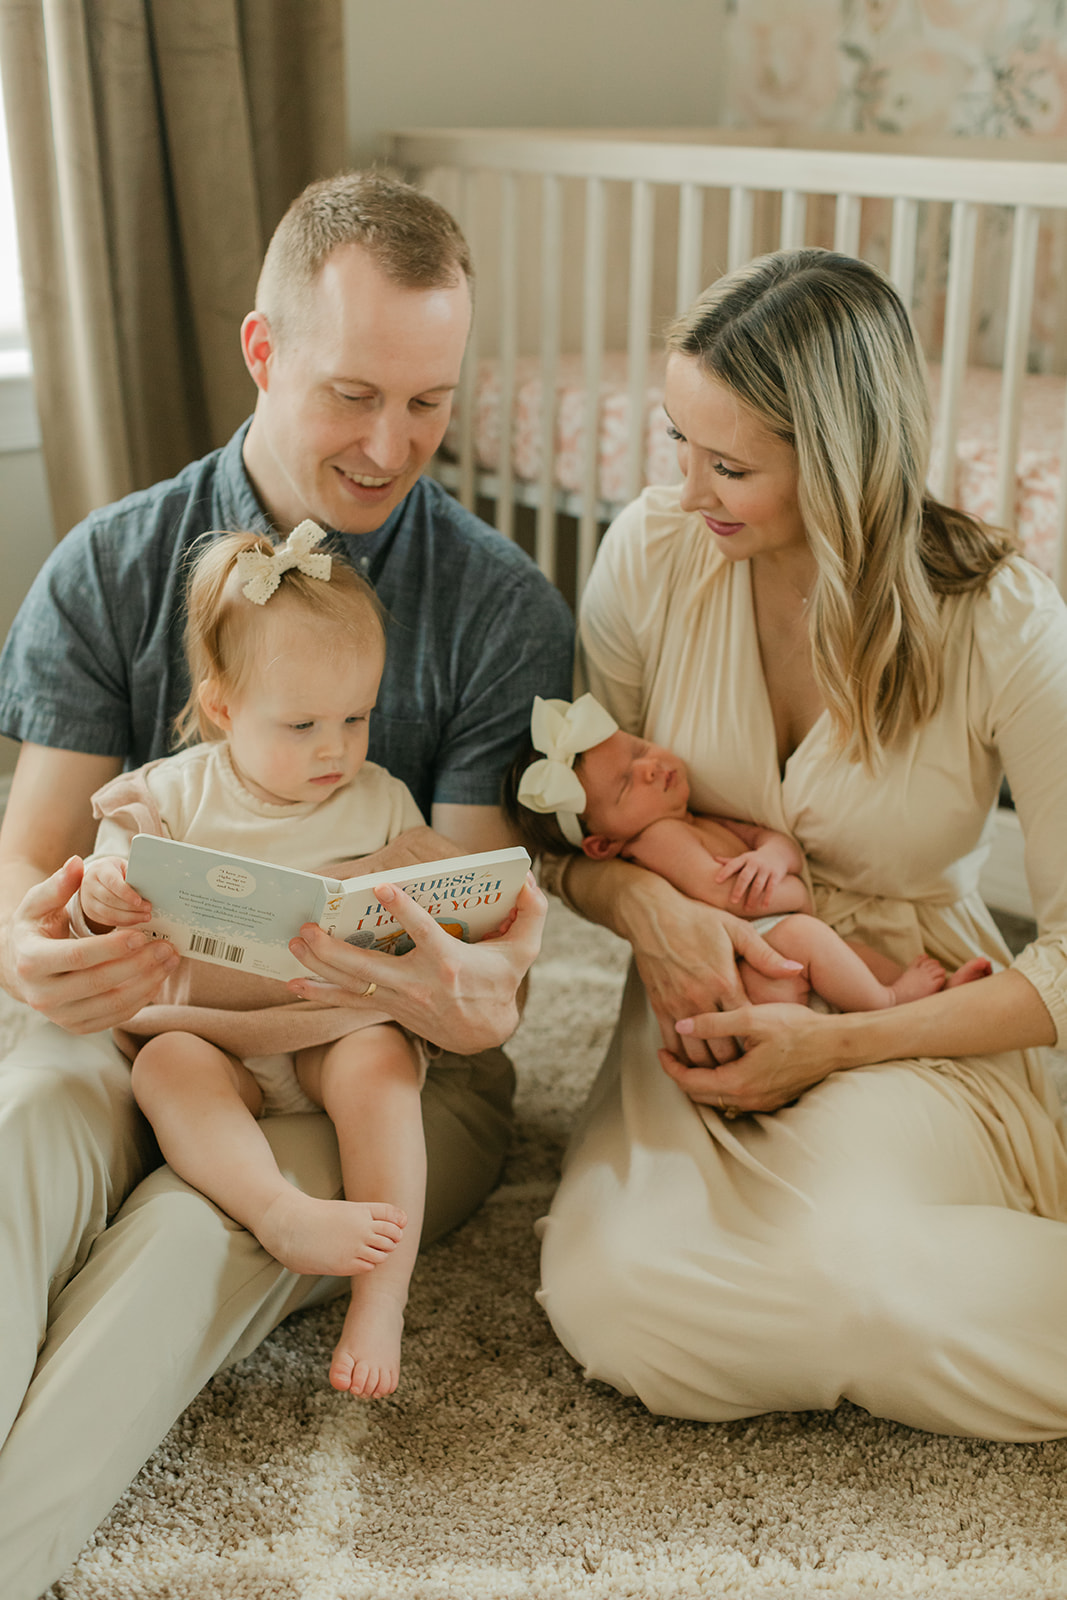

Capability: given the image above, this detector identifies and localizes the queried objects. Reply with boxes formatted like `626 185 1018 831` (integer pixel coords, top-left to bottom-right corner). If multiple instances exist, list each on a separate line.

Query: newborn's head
577 731 691 858
504 695 690 859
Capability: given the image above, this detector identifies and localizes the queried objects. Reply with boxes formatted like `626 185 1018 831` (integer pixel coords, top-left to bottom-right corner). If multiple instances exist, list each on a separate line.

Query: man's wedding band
362 981 377 999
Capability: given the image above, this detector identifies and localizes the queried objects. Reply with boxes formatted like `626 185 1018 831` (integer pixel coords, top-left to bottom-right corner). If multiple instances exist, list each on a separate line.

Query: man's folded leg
0 1044 515 1600
0 1020 156 1452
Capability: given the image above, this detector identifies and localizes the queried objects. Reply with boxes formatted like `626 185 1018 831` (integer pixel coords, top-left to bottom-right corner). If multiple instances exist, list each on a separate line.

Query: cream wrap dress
537 486 1067 1441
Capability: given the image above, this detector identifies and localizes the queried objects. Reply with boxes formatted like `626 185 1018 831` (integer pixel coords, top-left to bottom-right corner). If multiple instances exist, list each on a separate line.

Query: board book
124 835 531 982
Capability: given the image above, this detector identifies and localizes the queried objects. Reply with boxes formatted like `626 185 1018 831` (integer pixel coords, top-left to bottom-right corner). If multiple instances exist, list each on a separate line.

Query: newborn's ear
581 833 622 861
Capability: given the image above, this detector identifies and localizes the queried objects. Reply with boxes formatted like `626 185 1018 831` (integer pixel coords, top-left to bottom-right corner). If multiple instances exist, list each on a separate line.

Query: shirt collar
213 418 418 582
214 420 273 536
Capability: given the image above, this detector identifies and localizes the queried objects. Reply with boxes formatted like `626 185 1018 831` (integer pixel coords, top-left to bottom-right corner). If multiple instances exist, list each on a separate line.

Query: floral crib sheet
441 353 1066 576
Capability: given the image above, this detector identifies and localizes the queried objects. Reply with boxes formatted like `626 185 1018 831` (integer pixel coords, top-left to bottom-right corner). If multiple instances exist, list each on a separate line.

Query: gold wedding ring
362 981 377 999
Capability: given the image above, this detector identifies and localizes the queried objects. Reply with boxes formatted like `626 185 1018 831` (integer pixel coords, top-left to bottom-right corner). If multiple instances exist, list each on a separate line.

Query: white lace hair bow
516 693 618 846
235 519 333 605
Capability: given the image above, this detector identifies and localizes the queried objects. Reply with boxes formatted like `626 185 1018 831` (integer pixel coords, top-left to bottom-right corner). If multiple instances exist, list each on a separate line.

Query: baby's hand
80 856 153 930
714 849 783 912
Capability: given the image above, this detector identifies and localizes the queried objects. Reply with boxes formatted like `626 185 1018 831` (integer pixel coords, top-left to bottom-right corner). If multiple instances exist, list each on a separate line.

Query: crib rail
386 129 1067 606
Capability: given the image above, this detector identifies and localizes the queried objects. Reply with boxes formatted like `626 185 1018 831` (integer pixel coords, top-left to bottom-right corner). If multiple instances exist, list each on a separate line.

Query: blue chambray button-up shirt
0 422 574 823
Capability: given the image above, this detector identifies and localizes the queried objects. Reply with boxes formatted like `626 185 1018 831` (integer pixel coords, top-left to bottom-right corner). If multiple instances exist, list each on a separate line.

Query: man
0 171 573 1597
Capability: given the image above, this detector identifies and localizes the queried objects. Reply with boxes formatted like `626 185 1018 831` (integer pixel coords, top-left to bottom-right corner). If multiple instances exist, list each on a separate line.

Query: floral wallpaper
725 0 1067 139
723 0 1067 373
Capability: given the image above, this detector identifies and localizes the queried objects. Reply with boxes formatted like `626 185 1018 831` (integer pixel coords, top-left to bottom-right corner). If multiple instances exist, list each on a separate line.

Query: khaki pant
0 1020 514 1599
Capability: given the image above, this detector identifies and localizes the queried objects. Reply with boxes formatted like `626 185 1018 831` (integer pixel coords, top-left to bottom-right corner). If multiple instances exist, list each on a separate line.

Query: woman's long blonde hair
666 248 1015 766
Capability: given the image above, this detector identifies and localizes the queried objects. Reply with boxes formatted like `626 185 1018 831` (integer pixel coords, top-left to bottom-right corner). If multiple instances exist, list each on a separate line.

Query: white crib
385 126 1067 918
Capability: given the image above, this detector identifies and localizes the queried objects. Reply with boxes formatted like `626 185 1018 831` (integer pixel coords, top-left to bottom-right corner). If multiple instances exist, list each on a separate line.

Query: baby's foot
329 1288 405 1399
255 1191 405 1277
945 956 994 988
889 954 947 1005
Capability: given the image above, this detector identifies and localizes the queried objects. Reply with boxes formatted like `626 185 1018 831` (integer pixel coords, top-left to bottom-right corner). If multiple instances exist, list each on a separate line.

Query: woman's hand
286 873 547 1055
615 871 803 1064
660 1000 840 1113
5 857 180 1033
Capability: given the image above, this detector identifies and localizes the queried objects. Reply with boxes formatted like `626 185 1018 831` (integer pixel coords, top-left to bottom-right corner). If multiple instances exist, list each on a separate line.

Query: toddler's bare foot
889 954 947 1005
329 1288 405 1399
256 1191 405 1276
945 956 994 987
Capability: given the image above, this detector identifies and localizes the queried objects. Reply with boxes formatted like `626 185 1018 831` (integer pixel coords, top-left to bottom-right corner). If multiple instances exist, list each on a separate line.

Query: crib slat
578 177 606 598
932 201 979 506
994 204 1039 532
625 179 654 507
393 130 1067 611
496 173 519 541
780 189 807 250
536 173 562 582
456 168 479 512
833 193 862 257
728 186 754 272
889 196 918 308
676 182 704 312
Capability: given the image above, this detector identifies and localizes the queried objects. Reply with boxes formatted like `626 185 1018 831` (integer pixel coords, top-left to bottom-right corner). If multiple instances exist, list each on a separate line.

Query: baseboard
979 806 1033 919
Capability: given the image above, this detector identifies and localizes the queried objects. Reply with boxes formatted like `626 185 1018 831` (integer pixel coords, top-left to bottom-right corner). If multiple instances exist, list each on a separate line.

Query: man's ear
198 679 233 735
580 833 622 860
240 310 276 392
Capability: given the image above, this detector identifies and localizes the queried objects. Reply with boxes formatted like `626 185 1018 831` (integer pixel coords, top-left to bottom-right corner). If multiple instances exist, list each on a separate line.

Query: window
0 70 37 450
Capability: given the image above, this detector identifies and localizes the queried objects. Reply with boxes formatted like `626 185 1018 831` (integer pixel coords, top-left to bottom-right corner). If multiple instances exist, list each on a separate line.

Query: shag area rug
2 904 1065 1599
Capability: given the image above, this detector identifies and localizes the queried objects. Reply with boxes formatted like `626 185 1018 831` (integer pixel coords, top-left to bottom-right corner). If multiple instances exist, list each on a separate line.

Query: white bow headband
516 694 618 846
235 519 333 605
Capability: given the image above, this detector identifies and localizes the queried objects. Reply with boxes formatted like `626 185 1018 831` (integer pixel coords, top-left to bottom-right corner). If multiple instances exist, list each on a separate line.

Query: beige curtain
0 0 345 538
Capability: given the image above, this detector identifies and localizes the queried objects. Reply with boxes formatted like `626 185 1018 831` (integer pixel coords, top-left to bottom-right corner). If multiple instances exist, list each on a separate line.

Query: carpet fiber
5 904 1066 1599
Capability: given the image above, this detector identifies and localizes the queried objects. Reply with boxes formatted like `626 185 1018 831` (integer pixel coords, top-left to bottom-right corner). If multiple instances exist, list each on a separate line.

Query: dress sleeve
89 765 169 861
969 559 1067 1042
69 766 168 937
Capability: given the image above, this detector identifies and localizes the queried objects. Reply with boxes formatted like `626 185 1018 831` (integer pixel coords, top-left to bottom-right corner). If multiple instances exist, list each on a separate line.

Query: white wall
344 0 730 165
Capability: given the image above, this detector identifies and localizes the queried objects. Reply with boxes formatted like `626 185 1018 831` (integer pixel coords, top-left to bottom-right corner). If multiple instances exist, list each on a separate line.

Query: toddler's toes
329 1350 356 1392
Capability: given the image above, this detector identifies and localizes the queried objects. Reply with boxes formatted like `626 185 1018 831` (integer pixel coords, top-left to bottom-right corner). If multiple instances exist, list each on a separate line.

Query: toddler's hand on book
80 855 153 931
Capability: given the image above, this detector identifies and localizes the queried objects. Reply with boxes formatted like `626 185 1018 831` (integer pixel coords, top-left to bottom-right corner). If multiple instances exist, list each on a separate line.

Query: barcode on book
189 932 245 964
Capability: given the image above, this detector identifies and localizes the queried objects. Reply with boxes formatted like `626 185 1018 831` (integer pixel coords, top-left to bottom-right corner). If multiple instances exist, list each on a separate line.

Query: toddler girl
506 694 991 1015
76 522 433 1400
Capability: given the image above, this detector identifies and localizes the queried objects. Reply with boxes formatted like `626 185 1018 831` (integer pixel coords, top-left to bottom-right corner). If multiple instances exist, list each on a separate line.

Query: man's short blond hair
256 169 473 344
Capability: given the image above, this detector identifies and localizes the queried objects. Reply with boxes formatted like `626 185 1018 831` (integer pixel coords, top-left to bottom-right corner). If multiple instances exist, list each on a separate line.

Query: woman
537 248 1067 1440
